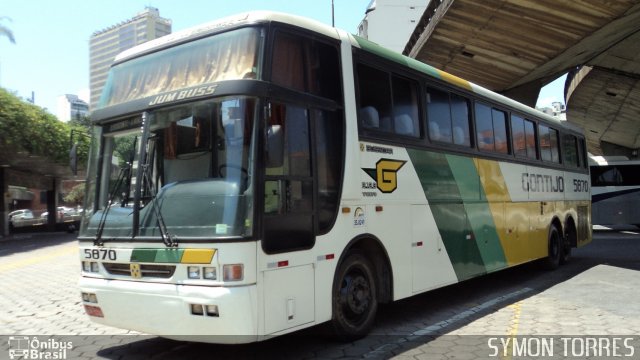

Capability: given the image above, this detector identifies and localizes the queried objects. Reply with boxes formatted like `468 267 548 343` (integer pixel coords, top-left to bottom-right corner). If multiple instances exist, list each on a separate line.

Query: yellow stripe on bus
181 249 216 264
437 70 473 91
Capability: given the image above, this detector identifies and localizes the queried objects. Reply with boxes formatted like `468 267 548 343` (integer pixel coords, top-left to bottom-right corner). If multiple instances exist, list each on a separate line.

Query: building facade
358 0 426 53
56 94 89 122
89 7 171 109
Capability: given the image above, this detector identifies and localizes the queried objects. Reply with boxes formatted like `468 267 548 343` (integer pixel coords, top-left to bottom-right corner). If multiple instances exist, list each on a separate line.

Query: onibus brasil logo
362 158 406 193
8 336 73 359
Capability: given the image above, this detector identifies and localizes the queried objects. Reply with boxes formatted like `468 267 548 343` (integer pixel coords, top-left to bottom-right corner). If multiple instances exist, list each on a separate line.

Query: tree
0 88 90 165
0 17 15 44
64 182 85 206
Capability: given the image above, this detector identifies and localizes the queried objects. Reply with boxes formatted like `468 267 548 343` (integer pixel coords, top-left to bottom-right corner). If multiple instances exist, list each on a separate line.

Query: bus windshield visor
98 27 261 108
80 97 256 240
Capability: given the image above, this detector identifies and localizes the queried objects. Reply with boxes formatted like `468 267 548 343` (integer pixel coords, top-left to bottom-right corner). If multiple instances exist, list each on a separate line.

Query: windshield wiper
133 112 177 247
141 160 177 247
95 165 130 246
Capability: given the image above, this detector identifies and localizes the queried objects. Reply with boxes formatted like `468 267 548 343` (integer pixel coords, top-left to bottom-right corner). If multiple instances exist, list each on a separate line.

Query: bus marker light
84 305 104 318
341 207 351 214
203 267 217 280
90 262 100 272
223 264 243 281
277 260 288 268
205 305 219 317
82 261 91 272
190 304 204 315
375 205 383 212
188 266 201 279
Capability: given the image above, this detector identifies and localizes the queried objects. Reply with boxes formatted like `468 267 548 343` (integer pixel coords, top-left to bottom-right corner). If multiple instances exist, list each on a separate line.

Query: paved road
1 228 639 359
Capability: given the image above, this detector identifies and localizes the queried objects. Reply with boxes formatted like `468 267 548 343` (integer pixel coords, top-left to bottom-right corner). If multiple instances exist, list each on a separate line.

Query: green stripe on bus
447 155 507 272
354 35 441 78
130 249 184 263
408 149 486 281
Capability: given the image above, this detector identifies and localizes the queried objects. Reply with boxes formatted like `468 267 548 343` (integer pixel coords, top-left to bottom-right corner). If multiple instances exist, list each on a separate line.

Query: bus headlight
223 264 243 281
187 266 200 279
203 267 217 280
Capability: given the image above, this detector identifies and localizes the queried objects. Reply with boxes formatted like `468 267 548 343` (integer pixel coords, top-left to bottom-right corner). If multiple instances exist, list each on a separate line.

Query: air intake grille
103 263 176 278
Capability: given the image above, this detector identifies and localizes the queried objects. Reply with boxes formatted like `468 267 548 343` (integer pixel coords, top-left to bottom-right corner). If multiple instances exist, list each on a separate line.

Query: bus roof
113 10 582 135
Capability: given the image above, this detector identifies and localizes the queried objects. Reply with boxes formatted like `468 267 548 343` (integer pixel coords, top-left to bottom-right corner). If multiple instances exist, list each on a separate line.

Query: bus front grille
103 263 176 278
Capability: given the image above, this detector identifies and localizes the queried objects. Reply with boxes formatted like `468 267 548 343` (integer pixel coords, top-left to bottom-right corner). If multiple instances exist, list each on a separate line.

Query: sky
0 0 564 116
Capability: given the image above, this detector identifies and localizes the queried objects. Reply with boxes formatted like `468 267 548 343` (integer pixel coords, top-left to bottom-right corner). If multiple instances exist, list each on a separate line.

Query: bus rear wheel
543 224 561 270
331 251 378 341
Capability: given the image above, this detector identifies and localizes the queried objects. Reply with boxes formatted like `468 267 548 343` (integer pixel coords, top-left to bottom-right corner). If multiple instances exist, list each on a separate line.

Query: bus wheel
543 224 561 270
561 225 575 264
331 251 378 341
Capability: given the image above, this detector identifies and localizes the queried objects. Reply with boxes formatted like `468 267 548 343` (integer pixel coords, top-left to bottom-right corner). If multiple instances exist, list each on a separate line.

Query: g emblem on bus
130 264 142 279
363 159 407 193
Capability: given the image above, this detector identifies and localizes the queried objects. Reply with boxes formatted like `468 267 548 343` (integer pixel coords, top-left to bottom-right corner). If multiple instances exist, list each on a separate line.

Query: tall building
89 7 172 109
56 94 89 122
358 0 426 53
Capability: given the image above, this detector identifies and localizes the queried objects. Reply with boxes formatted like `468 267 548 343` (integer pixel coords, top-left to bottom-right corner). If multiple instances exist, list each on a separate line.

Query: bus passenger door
263 103 315 252
262 102 316 334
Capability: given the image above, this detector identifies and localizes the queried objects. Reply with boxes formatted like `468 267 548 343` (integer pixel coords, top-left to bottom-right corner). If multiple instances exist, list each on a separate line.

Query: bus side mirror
70 142 79 176
266 125 284 168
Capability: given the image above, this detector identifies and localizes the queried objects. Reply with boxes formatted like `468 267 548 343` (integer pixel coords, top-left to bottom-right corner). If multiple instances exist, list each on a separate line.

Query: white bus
590 155 640 227
78 11 591 343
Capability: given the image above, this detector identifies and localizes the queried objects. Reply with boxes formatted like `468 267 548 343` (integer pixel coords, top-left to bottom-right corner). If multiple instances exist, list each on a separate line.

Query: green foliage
0 88 90 165
64 182 85 205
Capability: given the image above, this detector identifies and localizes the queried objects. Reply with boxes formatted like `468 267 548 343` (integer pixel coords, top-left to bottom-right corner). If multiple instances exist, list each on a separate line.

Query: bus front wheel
543 224 561 270
331 251 378 341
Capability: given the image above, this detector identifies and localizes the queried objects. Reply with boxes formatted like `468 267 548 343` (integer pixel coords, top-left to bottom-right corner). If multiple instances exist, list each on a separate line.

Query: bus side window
492 109 509 154
562 134 579 168
357 63 392 133
475 102 494 151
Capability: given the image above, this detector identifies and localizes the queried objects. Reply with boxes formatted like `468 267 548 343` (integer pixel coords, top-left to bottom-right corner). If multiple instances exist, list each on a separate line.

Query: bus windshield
98 27 261 108
80 97 257 241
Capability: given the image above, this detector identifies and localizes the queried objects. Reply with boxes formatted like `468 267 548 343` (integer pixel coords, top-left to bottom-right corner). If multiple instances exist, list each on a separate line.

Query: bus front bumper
79 277 259 344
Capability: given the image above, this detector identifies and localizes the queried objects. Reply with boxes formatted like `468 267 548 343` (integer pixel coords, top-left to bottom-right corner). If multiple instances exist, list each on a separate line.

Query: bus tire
543 224 561 270
561 224 575 264
331 251 378 341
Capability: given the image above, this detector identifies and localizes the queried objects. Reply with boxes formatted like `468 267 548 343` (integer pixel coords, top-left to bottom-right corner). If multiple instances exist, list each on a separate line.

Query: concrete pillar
0 167 7 237
46 177 58 231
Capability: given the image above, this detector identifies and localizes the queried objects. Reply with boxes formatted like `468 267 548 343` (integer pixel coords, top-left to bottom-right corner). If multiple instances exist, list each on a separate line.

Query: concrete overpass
403 0 640 156
0 143 80 237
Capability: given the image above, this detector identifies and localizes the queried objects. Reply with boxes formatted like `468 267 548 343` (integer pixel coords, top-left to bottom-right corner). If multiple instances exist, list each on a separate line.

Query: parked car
40 207 75 219
8 209 34 224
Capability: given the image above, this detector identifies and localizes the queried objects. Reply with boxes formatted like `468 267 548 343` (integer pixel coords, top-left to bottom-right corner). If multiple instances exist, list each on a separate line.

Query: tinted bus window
427 88 452 142
492 109 508 154
271 32 341 101
562 134 579 168
357 63 420 138
591 165 640 186
475 103 494 151
524 119 537 159
392 75 420 137
451 94 471 146
511 114 526 157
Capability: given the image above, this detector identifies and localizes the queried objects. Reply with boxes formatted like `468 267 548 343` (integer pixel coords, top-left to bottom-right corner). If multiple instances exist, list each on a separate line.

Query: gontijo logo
363 159 407 193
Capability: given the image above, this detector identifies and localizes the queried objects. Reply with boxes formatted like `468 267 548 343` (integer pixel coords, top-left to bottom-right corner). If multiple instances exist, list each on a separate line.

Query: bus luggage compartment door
263 264 315 334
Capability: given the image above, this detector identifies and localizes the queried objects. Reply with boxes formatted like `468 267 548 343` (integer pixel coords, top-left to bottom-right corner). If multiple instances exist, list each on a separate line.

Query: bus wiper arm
95 165 130 246
141 162 177 247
